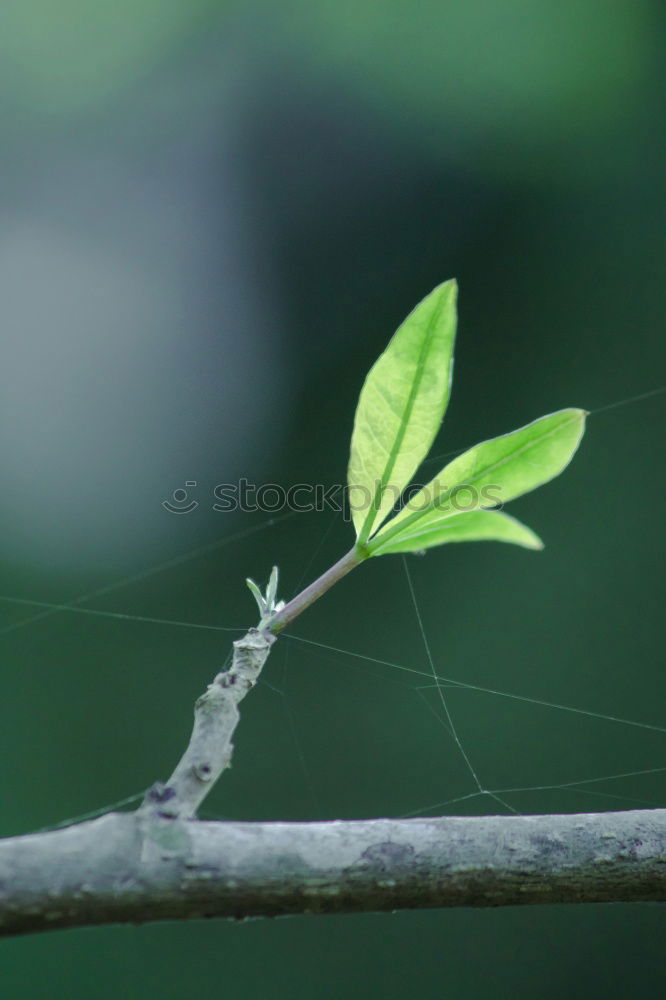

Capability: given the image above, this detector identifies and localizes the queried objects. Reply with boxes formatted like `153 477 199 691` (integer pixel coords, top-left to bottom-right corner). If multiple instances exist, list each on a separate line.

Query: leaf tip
571 407 588 422
436 276 458 301
523 529 545 550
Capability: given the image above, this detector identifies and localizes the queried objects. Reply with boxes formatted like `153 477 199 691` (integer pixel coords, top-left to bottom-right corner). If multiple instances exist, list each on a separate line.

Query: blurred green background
1 1 664 996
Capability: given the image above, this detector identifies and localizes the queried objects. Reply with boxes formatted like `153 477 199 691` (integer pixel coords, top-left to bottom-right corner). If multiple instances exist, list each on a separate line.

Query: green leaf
246 578 266 616
265 566 279 610
370 509 543 556
369 408 586 552
347 280 458 543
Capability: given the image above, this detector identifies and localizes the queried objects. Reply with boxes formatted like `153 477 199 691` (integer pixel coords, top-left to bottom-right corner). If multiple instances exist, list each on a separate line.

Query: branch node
145 626 275 820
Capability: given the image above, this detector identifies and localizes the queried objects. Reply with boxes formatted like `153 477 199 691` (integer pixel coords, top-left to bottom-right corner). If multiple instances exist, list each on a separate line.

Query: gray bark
0 808 664 937
153 628 274 819
2 625 663 938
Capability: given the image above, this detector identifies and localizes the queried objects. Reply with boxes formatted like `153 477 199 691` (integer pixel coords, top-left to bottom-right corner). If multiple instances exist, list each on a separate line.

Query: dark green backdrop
1 2 664 996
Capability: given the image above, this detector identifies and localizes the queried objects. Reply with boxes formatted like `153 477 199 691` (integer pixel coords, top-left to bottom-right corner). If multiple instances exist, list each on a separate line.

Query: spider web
2 387 665 833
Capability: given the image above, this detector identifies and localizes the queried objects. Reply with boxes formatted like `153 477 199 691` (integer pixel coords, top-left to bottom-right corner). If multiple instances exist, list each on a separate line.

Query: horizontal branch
3 625 663 938
1 807 664 937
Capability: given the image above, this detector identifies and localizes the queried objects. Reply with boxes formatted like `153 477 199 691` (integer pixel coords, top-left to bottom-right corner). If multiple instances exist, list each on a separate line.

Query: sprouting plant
13 281 664 945
249 280 586 632
245 565 284 630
